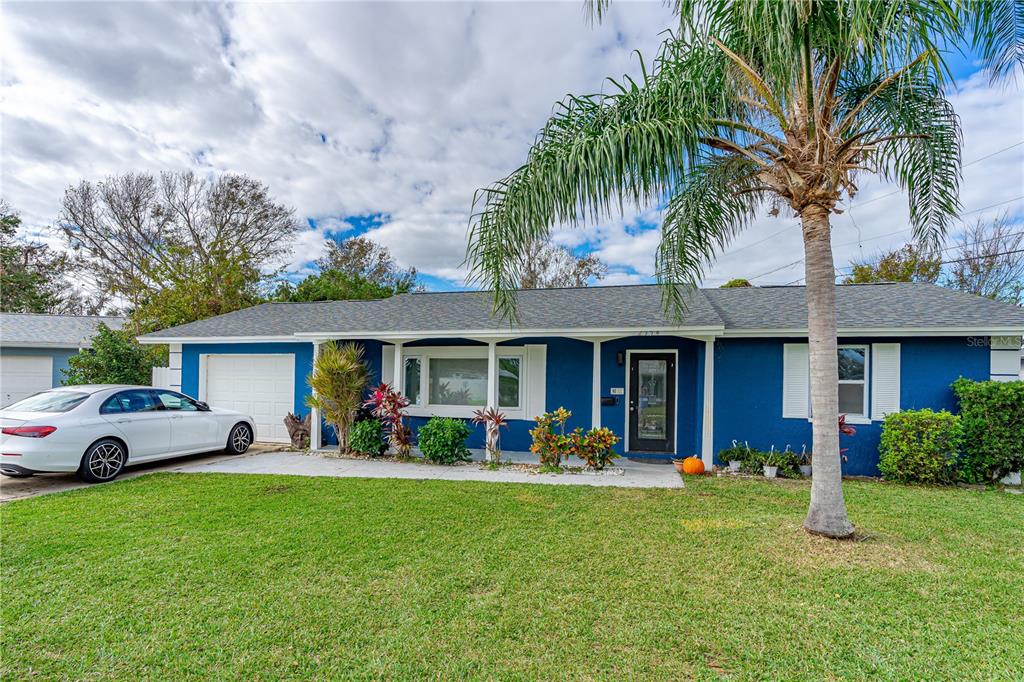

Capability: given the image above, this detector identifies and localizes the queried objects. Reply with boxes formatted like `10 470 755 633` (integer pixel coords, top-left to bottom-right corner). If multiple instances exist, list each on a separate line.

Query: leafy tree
306 342 370 453
843 244 942 284
720 278 753 288
273 270 405 302
317 236 418 293
1 200 76 313
466 0 1021 538
518 237 608 289
943 212 1024 305
61 323 164 386
58 171 299 332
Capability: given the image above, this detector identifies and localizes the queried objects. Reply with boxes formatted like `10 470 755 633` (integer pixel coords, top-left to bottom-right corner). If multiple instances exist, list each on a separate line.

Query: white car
0 385 255 483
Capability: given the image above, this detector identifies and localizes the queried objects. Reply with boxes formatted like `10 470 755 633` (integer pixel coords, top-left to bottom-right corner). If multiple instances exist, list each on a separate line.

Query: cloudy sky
2 1 1022 291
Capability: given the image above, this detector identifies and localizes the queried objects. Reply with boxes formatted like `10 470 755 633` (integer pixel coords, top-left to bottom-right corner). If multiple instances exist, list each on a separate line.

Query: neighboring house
0 313 126 406
137 283 1024 476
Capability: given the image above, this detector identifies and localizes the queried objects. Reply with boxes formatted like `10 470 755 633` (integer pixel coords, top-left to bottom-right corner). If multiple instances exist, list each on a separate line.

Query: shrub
349 419 386 457
62 323 164 386
578 427 621 470
417 417 471 464
878 409 963 484
306 342 370 453
952 378 1024 483
530 408 576 468
365 382 412 458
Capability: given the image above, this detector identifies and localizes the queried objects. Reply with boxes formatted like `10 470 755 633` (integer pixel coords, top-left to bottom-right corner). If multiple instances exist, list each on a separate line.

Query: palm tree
306 342 370 453
467 1 1021 537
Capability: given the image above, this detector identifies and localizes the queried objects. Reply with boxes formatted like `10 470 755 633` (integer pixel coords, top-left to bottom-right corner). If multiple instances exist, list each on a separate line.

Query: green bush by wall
879 409 963 484
952 379 1024 483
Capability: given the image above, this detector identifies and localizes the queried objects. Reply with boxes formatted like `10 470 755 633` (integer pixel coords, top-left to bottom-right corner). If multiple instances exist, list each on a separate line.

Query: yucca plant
468 0 1021 538
306 342 370 453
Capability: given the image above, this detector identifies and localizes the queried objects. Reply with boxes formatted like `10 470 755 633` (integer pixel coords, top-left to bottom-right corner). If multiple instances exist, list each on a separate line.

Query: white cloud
2 3 1021 290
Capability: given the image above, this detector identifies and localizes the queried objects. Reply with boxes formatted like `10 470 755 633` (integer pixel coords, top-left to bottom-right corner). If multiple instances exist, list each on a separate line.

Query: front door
628 353 675 453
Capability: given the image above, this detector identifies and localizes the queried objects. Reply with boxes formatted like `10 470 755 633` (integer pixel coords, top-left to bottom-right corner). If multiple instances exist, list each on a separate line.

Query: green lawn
2 474 1022 680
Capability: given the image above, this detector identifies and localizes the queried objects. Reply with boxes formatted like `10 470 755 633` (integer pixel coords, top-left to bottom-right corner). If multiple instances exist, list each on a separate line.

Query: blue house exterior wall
598 336 704 459
712 336 990 476
1 346 78 387
177 334 991 473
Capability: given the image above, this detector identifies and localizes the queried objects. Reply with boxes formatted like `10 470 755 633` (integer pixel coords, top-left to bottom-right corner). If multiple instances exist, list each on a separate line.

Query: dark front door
628 353 675 453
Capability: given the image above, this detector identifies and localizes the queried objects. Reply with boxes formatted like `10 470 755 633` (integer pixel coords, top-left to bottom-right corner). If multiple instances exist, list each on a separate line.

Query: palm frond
656 155 764 316
965 0 1024 83
466 38 735 320
839 63 962 247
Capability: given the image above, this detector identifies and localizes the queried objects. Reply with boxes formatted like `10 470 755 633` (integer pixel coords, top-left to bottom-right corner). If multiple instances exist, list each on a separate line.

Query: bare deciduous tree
518 238 608 289
944 213 1024 305
58 171 299 330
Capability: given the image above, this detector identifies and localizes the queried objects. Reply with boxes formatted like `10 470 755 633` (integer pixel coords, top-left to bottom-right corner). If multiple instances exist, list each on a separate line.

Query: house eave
721 327 1024 338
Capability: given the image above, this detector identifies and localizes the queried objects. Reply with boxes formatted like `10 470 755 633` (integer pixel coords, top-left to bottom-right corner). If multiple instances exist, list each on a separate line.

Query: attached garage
0 354 54 407
201 354 295 443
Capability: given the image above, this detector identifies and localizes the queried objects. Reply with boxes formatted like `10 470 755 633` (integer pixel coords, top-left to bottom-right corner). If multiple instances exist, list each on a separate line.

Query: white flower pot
1000 471 1021 486
799 465 812 478
728 460 741 472
763 465 778 479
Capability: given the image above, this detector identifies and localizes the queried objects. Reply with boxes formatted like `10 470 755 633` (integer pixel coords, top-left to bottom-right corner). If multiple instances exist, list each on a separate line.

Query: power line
748 194 1024 282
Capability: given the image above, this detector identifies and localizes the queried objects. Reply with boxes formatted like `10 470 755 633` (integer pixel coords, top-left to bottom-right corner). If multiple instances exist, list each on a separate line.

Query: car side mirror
196 401 211 412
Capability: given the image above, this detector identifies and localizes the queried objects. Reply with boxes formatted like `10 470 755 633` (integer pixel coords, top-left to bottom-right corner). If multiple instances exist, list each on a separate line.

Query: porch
303 332 718 466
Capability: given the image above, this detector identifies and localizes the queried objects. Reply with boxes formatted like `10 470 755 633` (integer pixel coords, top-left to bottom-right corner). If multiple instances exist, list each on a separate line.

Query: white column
486 341 498 408
393 342 404 392
310 340 322 451
592 339 602 429
701 337 715 468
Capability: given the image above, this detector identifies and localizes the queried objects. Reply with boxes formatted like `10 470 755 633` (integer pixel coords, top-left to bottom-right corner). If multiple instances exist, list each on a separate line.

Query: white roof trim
722 326 1024 338
136 335 299 345
0 342 89 350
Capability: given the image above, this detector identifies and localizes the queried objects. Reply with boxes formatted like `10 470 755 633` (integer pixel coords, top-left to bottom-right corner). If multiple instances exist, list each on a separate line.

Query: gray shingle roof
702 283 1024 330
0 313 126 348
137 282 1024 341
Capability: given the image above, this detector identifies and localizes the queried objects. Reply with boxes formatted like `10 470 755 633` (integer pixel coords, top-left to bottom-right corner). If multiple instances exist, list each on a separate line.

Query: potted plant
762 448 783 479
798 444 812 477
717 440 746 472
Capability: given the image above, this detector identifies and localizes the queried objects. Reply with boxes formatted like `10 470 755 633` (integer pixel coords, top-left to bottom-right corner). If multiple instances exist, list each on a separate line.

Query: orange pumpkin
682 456 705 475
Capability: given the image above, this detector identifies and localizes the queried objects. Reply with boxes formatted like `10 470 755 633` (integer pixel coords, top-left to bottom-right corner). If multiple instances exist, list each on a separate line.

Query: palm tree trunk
800 204 855 539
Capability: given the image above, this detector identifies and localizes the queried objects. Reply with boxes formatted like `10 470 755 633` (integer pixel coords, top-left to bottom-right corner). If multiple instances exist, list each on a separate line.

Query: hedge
879 409 962 484
952 378 1024 483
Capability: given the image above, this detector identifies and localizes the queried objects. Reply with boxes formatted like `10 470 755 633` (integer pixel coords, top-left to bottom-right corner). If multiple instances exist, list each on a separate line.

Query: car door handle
115 418 130 424
170 415 183 420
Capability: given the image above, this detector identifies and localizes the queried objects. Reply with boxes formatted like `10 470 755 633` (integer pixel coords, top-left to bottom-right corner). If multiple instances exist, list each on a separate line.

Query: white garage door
204 354 294 443
0 354 54 408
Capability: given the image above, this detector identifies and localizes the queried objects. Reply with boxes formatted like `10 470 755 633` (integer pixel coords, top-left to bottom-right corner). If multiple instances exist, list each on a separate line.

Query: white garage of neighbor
200 354 294 443
1 313 126 408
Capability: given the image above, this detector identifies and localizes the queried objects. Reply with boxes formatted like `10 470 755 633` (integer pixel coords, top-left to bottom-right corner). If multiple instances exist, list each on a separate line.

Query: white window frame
402 356 423 406
836 344 869 423
402 346 526 420
794 345 872 425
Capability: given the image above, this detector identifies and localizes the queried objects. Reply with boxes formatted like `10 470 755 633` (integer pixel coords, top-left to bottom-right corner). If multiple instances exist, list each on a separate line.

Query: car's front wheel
78 439 127 483
226 423 253 455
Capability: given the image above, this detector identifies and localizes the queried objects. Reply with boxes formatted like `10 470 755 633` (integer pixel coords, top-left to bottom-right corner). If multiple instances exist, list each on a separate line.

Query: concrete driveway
0 443 288 503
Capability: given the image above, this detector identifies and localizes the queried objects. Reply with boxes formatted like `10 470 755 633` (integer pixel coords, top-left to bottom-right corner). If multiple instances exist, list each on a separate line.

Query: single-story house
137 283 1024 476
0 313 126 406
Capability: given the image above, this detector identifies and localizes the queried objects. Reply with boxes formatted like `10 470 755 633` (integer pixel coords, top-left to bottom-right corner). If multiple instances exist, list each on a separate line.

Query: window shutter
782 344 809 419
871 343 901 420
381 346 394 385
524 344 547 419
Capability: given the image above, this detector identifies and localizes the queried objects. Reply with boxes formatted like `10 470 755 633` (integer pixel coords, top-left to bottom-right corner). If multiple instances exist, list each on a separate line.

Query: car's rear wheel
78 439 127 483
226 423 252 454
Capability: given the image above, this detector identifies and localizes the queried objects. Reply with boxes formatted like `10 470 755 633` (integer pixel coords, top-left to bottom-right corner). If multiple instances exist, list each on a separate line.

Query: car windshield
3 390 89 413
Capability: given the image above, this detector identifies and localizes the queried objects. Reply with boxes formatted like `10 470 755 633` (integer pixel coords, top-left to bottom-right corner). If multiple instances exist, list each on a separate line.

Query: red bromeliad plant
471 407 508 463
365 382 412 458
